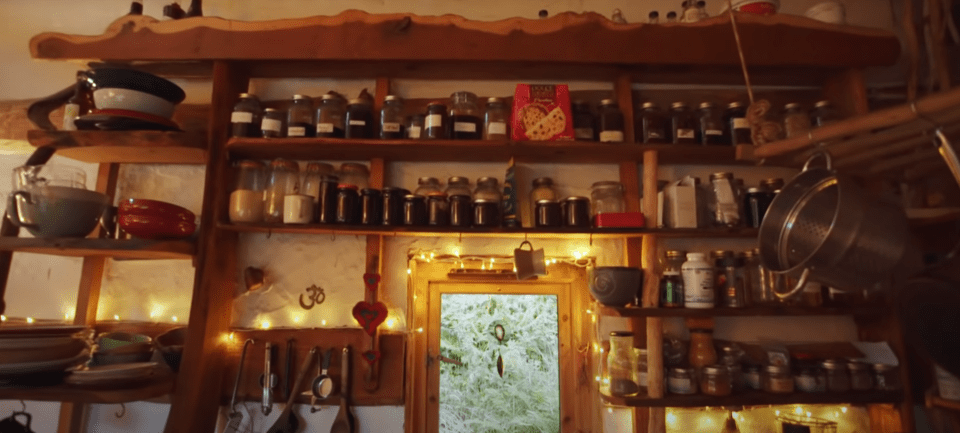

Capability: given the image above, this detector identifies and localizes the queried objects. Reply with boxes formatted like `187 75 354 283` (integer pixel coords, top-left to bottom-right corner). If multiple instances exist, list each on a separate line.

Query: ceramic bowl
7 186 110 238
97 332 151 351
155 327 186 372
119 198 195 222
93 88 177 119
118 214 196 240
589 266 643 307
85 68 186 104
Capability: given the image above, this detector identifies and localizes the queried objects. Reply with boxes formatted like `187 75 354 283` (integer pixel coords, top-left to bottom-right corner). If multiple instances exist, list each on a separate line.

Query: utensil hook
802 151 832 172
115 403 125 419
17 400 25 413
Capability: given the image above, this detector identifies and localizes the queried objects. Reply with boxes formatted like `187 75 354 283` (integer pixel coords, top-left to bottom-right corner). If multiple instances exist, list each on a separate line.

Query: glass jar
607 332 639 397
473 198 500 227
874 364 901 390
414 177 442 197
287 94 315 138
727 363 745 392
822 359 851 392
316 94 346 138
717 254 747 308
660 250 685 308
229 160 266 223
698 102 725 145
231 93 263 138
403 194 428 226
530 177 558 218
407 114 425 140
449 194 473 227
360 188 383 225
701 365 733 396
572 100 595 141
450 91 482 140
382 187 409 226
534 200 561 228
668 367 698 395
445 176 472 198
425 102 448 139
632 348 649 394
670 102 697 145
744 364 762 390
688 329 718 370
812 100 840 128
317 175 340 224
783 102 811 139
709 172 740 227
743 187 775 228
302 162 335 206
682 252 715 308
474 177 502 202
345 98 373 139
742 249 768 305
796 367 822 393
336 184 360 224
483 97 509 140
380 95 405 139
562 196 591 228
338 163 369 190
598 99 625 143
638 102 668 144
764 365 795 394
263 159 300 223
590 181 625 216
261 108 285 138
848 361 874 391
724 101 751 146
427 192 450 226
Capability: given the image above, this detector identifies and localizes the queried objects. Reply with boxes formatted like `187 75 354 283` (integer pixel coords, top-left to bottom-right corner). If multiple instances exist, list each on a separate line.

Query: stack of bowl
82 68 187 131
92 332 154 365
0 324 91 386
118 198 197 240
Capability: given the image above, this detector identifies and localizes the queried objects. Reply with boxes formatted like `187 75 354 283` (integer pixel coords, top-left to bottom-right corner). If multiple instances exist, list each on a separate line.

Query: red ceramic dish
119 199 195 222
119 214 196 240
738 2 777 14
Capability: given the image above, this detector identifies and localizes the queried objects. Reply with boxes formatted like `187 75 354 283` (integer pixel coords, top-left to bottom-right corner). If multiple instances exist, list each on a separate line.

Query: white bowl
805 1 845 24
93 88 176 119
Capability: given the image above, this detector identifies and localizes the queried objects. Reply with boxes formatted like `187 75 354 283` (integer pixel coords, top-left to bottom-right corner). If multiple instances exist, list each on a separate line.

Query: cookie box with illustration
511 84 574 141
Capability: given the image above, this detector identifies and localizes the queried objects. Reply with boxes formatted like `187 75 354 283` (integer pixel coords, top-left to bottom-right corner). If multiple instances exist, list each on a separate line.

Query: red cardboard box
594 212 646 228
511 84 574 141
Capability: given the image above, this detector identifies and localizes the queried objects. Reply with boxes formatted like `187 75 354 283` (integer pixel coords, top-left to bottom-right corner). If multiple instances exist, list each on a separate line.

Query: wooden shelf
0 237 195 259
927 388 960 412
907 208 960 227
0 370 175 404
27 130 206 164
602 389 903 408
226 137 750 165
599 304 884 318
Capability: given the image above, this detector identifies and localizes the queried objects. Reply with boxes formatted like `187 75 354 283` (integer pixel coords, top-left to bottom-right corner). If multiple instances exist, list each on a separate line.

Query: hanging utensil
265 346 316 433
513 241 546 280
329 346 355 433
311 348 335 408
259 342 277 416
303 348 327 413
223 339 254 433
283 339 294 401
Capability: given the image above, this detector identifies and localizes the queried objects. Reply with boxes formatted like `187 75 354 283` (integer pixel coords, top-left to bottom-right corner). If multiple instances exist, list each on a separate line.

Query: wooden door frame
405 259 599 433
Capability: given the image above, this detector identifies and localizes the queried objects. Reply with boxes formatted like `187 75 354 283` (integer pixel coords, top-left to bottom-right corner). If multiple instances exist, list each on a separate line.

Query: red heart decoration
352 301 388 336
362 350 381 365
363 273 381 291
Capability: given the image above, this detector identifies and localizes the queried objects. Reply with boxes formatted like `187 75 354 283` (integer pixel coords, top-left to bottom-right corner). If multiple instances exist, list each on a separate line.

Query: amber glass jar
688 329 718 370
700 365 733 396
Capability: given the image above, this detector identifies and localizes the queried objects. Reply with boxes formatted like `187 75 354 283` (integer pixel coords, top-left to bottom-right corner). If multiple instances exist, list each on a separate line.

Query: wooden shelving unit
27 130 207 164
0 238 195 260
598 304 885 318
0 369 176 404
602 390 904 408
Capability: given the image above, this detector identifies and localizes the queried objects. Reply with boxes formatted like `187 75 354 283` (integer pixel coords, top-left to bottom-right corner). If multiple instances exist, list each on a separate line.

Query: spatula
330 346 355 433
266 346 316 433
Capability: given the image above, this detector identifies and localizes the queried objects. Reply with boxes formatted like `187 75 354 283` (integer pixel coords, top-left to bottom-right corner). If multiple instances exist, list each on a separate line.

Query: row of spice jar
230 92 509 140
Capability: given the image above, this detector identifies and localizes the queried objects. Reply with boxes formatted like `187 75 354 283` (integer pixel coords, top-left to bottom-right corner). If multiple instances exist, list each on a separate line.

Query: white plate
0 351 89 376
65 362 157 385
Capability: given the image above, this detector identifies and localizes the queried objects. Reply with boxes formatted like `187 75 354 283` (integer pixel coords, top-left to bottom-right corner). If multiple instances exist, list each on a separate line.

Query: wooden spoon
330 346 354 433
265 347 316 433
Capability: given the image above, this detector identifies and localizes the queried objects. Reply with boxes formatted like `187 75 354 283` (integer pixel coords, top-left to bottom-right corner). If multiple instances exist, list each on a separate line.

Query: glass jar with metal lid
427 192 450 226
483 97 509 140
229 160 267 223
380 95 405 139
637 102 667 144
598 99 625 143
783 102 811 139
407 114 425 140
670 102 697 145
848 361 874 391
450 91 482 140
473 198 501 227
231 93 263 138
263 159 300 223
723 101 751 146
572 100 595 141
336 184 361 224
590 181 626 216
445 176 472 198
763 364 795 394
744 187 775 228
261 108 285 138
607 331 639 397
414 177 442 197
530 177 558 219
812 100 840 128
345 98 374 139
698 102 725 145
668 367 698 395
874 364 901 390
316 93 346 138
301 162 335 204
700 365 733 396
338 163 370 190
562 196 591 228
822 359 851 392
287 94 315 138
425 101 448 139
474 177 502 202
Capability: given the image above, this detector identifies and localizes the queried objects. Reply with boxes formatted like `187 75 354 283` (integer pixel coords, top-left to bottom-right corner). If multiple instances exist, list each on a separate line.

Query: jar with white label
484 97 509 140
345 98 373 139
286 94 315 138
230 93 262 138
698 102 725 145
670 102 697 145
261 108 285 138
263 159 299 223
598 99 625 143
316 94 346 138
724 102 751 146
668 367 698 395
449 91 482 140
682 252 715 308
378 95 404 139
407 115 425 140
424 102 448 139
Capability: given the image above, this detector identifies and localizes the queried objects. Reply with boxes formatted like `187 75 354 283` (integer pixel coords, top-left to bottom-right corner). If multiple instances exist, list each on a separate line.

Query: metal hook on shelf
17 400 25 413
115 403 125 418
266 228 272 240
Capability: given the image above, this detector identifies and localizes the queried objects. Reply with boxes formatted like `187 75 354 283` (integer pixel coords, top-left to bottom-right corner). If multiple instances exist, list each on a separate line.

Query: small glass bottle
670 102 697 144
450 91 482 140
483 97 509 140
660 250 685 308
345 98 374 139
316 94 346 138
407 115 425 140
427 192 450 226
530 177 558 218
589 181 625 216
424 102 448 139
338 163 370 190
261 108 285 138
572 100 596 141
668 367 697 394
286 94 315 138
380 95 405 139
764 365 795 393
360 188 383 225
598 99 625 143
403 194 428 226
783 102 811 139
682 252 715 308
229 160 266 223
474 177 502 202
648 11 660 24
637 102 668 144
231 93 262 138
698 102 725 145
607 331 639 397
317 175 340 224
717 254 748 308
445 176 472 198
812 100 840 128
724 102 752 146
263 159 300 223
822 359 852 392
414 177 442 197
701 365 733 396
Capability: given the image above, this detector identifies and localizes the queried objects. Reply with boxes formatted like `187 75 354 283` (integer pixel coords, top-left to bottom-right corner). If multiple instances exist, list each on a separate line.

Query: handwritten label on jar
488 122 507 135
349 120 366 126
287 126 306 137
409 126 422 139
231 111 253 123
599 131 624 143
668 377 693 394
454 122 477 133
676 129 695 139
733 118 750 129
261 118 282 132
317 123 334 133
425 114 443 129
382 122 401 132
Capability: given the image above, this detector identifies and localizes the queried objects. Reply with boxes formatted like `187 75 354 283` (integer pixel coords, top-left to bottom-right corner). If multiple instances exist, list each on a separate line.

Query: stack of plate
0 325 90 386
65 362 158 387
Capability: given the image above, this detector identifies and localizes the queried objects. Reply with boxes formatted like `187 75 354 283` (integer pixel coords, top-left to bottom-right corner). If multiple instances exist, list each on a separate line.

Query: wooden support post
615 73 636 144
641 150 665 433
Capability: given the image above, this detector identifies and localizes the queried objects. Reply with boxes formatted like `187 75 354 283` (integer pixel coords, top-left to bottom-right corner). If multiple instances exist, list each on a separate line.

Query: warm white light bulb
386 318 397 328
407 268 412 275
1 315 6 322
795 406 803 415
114 314 120 321
25 317 34 324
260 319 271 329
841 407 847 414
171 316 179 323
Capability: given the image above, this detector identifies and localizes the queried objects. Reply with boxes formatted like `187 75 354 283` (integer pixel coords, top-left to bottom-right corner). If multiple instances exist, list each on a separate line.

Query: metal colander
758 153 917 299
